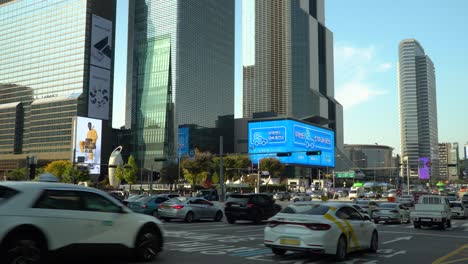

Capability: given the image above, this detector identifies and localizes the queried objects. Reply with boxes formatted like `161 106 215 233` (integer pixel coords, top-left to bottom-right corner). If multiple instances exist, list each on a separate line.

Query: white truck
349 187 365 200
410 195 452 230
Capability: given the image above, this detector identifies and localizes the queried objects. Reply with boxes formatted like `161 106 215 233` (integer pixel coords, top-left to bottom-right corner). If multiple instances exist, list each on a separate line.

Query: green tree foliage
123 155 138 184
212 155 252 182
115 165 124 181
242 174 258 188
7 168 26 181
44 160 89 183
259 157 284 178
44 160 69 179
160 163 179 184
182 149 213 188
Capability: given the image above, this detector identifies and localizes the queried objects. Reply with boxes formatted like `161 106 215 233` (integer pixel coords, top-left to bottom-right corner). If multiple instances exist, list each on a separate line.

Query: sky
113 0 468 156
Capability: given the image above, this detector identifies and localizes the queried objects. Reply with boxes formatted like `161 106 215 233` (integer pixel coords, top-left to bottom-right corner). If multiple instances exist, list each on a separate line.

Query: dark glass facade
128 0 234 170
0 0 116 175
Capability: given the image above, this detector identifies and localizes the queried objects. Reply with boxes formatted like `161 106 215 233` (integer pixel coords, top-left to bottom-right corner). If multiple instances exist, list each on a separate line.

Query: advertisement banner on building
88 65 110 120
418 157 430 180
74 116 102 174
90 15 112 70
248 119 335 167
178 127 189 157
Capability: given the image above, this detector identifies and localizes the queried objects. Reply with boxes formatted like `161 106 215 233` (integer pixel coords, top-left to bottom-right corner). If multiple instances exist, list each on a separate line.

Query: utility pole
219 136 225 202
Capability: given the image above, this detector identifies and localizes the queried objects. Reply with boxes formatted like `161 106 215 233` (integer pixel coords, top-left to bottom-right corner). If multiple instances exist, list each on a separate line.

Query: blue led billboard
248 119 335 167
178 127 189 157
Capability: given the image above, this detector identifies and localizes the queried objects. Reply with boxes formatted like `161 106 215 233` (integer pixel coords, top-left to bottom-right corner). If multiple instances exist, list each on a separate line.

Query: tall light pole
257 157 262 194
404 156 410 195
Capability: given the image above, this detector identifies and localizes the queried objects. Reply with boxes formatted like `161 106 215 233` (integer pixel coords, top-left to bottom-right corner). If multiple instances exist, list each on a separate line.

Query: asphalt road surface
59 200 468 264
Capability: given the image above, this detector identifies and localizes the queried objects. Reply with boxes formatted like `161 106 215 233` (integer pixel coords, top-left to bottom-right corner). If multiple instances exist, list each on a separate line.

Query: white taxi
0 178 164 263
264 202 378 260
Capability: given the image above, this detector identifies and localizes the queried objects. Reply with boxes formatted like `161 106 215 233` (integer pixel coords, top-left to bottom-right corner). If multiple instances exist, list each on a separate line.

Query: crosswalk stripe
230 249 271 257
463 223 468 227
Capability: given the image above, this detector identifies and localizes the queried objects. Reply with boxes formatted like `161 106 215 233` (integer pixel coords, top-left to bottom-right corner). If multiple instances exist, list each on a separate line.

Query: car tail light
247 203 254 208
172 205 184 210
158 204 163 209
267 221 330 230
141 204 148 209
305 224 331 230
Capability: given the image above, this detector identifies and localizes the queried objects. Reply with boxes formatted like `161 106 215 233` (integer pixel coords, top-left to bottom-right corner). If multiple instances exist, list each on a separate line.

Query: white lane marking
380 230 468 239
463 223 468 227
164 223 228 229
382 236 412 245
234 229 265 233
184 226 265 232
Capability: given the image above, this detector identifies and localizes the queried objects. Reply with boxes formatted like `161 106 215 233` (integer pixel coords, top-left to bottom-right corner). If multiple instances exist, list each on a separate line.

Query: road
70 200 468 264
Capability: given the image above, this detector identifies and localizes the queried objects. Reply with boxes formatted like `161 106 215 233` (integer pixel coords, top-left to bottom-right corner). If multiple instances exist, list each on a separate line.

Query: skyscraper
127 0 235 169
0 0 116 176
242 0 344 151
398 39 439 179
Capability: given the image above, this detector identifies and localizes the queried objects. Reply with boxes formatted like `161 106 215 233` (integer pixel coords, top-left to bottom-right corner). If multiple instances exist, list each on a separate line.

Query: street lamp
404 156 410 195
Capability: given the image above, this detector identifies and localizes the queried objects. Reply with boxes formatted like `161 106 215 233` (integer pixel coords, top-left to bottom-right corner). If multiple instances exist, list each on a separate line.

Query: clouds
334 44 393 110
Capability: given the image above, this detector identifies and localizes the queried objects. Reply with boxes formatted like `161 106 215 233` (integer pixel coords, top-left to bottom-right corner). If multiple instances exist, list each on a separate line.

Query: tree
7 168 26 181
212 155 251 182
123 155 138 186
182 149 213 189
160 163 179 185
259 157 284 178
242 174 258 188
115 165 124 181
45 160 89 183
44 160 69 179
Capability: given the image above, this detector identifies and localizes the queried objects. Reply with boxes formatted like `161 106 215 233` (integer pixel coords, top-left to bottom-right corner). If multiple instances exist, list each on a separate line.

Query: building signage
248 119 335 167
418 157 430 180
73 116 102 174
178 127 190 157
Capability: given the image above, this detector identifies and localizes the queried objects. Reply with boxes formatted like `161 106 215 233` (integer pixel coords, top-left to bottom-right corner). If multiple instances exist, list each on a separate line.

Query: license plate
280 239 300 246
421 219 431 222
164 205 172 209
380 216 388 219
231 204 240 207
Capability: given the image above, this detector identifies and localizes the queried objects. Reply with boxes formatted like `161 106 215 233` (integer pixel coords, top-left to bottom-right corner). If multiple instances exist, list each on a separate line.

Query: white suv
0 180 164 263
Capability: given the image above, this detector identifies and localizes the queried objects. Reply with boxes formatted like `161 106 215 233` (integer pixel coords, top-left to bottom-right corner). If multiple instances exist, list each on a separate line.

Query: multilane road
60 200 468 264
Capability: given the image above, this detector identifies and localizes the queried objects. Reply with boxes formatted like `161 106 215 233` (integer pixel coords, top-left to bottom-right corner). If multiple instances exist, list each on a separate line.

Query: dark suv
224 194 281 224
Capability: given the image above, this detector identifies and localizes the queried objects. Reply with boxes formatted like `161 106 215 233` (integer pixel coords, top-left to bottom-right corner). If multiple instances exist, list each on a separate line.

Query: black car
224 194 281 224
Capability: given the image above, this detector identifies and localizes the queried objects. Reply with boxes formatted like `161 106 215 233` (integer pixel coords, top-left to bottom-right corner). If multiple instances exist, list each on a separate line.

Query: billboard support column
72 149 76 184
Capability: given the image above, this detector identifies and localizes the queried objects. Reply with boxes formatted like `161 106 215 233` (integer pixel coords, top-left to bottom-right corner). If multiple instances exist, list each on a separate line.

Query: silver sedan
158 197 224 223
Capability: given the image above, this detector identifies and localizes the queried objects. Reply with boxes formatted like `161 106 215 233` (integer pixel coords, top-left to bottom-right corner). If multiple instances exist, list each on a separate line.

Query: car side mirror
363 215 371 221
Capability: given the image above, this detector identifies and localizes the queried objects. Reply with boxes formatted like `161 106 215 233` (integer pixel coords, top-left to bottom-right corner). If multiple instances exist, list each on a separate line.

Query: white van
349 187 365 200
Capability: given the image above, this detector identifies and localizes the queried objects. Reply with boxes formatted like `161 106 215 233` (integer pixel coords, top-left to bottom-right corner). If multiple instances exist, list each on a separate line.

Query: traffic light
306 151 322 155
276 152 292 157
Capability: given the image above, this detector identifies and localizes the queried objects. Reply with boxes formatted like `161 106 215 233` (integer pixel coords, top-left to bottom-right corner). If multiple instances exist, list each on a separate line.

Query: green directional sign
336 171 356 178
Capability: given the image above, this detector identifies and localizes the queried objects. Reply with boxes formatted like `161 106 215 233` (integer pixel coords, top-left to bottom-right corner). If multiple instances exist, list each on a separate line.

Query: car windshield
136 196 153 203
227 195 250 203
280 204 329 215
450 203 463 208
0 186 19 205
170 197 189 203
379 203 397 209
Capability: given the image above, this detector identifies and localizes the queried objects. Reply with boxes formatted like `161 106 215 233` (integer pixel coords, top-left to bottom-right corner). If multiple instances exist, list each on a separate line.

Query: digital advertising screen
418 157 430 180
178 127 190 157
74 116 102 174
248 119 335 167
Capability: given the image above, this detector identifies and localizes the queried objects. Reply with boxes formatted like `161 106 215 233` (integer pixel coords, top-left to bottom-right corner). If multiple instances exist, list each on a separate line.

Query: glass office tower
128 0 235 169
0 0 116 176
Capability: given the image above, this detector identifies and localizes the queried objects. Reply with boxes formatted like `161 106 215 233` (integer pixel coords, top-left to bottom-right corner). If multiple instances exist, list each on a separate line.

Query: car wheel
134 227 162 262
414 223 420 229
185 212 194 223
335 235 348 261
272 248 286 256
162 217 171 222
439 221 446 230
374 220 379 224
214 211 223 222
152 210 159 218
5 233 45 264
447 219 452 228
369 231 378 252
227 217 236 224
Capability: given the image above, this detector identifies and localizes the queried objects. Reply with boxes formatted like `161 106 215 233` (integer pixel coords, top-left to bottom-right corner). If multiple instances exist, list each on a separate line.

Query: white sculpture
108 146 123 188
